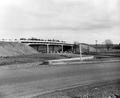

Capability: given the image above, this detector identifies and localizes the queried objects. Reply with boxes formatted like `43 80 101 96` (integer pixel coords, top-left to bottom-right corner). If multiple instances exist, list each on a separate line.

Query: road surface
0 62 120 98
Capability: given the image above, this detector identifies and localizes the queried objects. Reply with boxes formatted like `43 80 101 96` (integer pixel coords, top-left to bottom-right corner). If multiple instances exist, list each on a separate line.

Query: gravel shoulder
33 79 120 98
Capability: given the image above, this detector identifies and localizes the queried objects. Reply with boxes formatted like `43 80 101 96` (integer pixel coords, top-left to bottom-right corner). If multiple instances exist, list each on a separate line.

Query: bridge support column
71 45 74 53
61 45 63 53
47 44 49 53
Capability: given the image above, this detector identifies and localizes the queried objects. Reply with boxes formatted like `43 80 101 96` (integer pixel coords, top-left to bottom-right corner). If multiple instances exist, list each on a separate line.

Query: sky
0 0 120 44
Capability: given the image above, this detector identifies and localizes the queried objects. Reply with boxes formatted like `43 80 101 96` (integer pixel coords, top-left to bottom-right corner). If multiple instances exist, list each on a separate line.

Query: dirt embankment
0 42 38 57
0 42 80 66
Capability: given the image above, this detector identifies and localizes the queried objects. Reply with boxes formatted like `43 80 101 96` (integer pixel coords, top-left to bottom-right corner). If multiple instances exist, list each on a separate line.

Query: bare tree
104 39 113 51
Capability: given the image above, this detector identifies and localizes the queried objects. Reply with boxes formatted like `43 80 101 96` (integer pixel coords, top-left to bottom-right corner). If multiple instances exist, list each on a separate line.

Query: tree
104 39 113 51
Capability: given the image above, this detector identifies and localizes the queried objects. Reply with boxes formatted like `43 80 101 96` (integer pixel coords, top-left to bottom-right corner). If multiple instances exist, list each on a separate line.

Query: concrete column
71 45 74 53
61 45 64 53
47 44 49 53
87 45 89 54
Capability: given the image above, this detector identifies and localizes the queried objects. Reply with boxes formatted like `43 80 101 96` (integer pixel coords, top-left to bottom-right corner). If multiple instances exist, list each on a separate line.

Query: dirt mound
0 42 38 57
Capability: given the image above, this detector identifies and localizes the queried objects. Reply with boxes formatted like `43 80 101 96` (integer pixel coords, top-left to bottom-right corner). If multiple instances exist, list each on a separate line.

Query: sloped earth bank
33 80 120 98
0 42 38 57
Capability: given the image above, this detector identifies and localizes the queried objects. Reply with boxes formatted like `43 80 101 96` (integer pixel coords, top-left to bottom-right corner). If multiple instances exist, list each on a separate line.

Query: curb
47 56 94 65
42 59 120 65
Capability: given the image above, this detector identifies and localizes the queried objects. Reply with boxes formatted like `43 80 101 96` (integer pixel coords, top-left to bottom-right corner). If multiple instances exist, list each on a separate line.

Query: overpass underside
29 44 74 53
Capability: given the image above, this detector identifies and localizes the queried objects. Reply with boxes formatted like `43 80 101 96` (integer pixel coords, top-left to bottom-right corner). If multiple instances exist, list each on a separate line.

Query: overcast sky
0 0 120 44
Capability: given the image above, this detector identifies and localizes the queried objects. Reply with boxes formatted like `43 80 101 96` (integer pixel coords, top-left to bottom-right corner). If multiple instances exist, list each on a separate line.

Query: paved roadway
0 62 120 98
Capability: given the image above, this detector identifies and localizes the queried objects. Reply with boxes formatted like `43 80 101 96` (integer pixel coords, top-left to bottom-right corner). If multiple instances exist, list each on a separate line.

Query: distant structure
0 38 96 54
19 38 74 53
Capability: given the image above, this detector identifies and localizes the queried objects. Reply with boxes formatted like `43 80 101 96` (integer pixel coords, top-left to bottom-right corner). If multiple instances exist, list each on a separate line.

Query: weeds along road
0 62 120 98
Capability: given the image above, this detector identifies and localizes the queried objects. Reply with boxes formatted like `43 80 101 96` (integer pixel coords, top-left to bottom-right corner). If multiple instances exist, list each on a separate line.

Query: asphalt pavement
0 61 120 98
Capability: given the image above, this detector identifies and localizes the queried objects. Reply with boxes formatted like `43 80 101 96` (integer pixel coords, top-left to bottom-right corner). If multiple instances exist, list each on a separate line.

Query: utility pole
95 40 98 53
79 43 82 61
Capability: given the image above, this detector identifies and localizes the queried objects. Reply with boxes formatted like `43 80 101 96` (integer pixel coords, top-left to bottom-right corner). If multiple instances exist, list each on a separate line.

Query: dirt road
0 62 120 98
